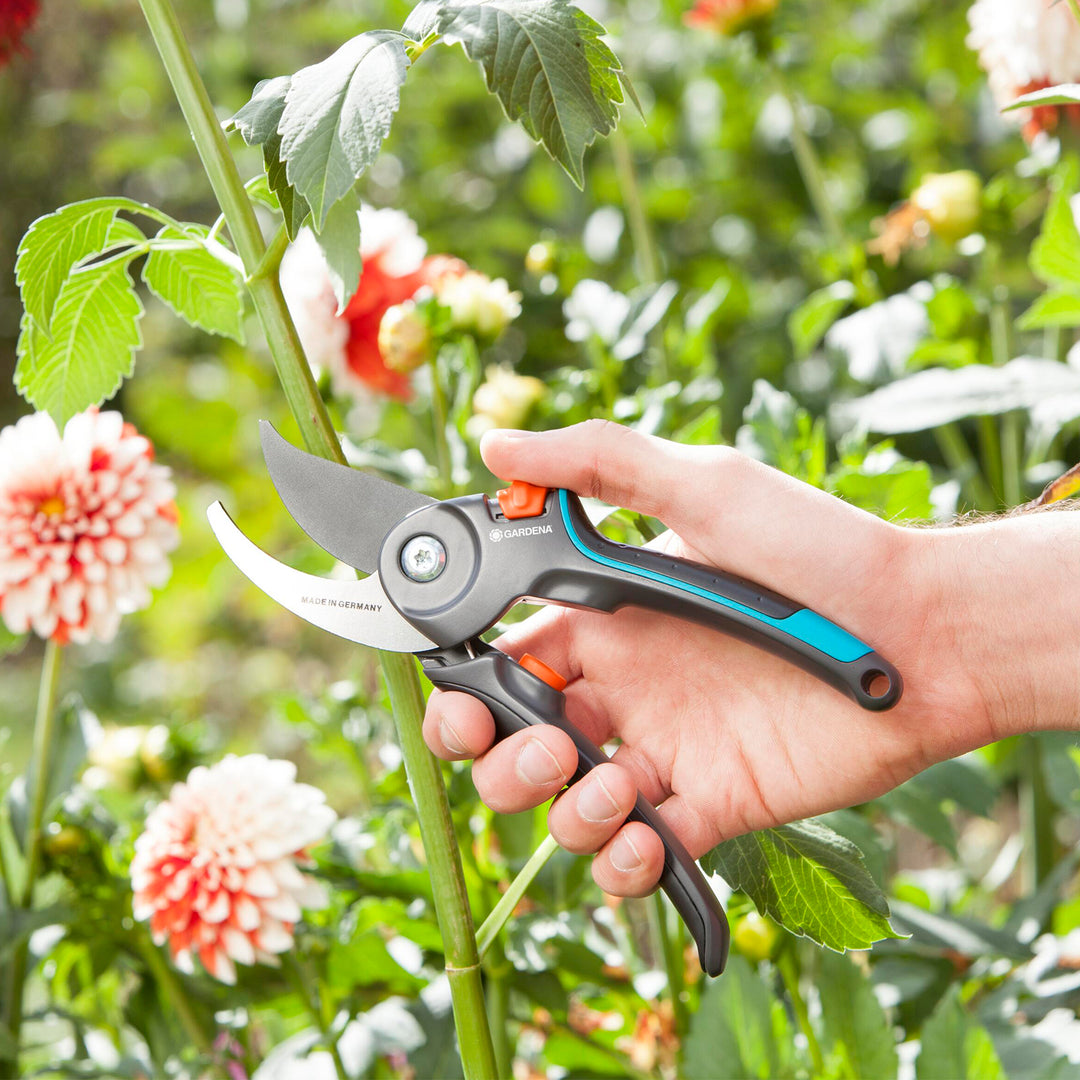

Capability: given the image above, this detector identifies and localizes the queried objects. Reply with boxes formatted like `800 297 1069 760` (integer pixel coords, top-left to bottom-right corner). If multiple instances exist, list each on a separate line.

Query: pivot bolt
400 535 446 582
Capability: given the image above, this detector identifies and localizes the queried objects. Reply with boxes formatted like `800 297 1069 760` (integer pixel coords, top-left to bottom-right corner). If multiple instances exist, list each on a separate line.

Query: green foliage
916 988 1006 1080
702 819 902 951
819 950 899 1080
430 0 632 188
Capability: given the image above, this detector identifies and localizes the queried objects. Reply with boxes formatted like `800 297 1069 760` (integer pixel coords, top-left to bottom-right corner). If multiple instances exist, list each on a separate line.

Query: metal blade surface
207 502 436 653
260 421 435 573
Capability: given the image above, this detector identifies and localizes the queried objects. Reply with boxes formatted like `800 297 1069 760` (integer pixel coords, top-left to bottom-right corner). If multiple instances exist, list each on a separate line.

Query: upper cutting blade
208 502 436 653
260 421 436 573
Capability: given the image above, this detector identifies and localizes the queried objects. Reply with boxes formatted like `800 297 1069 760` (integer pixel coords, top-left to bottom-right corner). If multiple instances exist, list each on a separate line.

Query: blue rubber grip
557 489 872 664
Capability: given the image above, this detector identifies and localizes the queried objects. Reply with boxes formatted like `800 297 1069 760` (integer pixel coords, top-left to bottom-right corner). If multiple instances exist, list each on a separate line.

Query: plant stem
652 893 688 1036
136 4 497 1075
429 355 455 498
990 300 1023 506
934 423 996 511
135 931 215 1058
1 639 63 1074
1020 738 1058 894
382 656 498 1080
611 128 660 285
778 948 825 1077
486 941 513 1080
284 955 348 1080
476 833 560 957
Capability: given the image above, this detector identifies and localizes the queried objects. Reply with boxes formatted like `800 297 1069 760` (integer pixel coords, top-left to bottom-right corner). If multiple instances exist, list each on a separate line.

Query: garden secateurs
207 422 904 977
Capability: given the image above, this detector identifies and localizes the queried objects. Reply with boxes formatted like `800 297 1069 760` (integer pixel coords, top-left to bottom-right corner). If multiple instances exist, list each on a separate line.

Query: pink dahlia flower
131 754 336 985
967 0 1080 140
0 408 179 645
280 205 467 402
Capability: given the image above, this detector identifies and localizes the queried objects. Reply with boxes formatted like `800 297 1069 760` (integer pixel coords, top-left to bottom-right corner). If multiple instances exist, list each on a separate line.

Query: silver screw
400 535 447 582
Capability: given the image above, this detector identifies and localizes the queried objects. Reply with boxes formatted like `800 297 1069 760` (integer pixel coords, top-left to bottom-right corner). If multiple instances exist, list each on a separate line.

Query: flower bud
731 911 782 962
525 241 556 276
378 301 432 374
911 171 982 242
84 724 150 792
439 271 522 338
471 366 545 430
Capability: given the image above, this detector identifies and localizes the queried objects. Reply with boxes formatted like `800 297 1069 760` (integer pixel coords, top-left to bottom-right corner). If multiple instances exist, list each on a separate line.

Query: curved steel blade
208 502 436 653
260 421 435 573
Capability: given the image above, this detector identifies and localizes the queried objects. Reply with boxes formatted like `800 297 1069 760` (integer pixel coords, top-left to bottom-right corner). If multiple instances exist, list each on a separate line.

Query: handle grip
554 491 902 711
423 646 730 977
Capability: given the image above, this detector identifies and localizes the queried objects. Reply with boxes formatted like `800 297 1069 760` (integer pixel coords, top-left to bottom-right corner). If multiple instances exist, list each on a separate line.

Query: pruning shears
207 422 903 977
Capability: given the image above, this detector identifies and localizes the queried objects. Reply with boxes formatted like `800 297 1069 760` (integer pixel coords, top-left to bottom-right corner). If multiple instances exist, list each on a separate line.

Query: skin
422 420 1080 898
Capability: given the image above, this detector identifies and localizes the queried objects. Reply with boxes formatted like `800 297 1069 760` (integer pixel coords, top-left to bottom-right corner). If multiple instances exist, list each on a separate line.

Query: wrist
916 513 1080 744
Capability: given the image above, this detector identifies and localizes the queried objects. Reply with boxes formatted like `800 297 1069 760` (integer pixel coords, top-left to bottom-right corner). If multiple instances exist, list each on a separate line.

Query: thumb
479 420 899 614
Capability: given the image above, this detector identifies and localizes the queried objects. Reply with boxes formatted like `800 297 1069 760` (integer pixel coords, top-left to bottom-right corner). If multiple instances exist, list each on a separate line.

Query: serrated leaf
315 194 363 313
917 987 1006 1080
15 200 125 333
435 0 627 187
1018 289 1080 329
1031 162 1080 287
819 950 899 1080
1004 83 1080 110
701 818 902 951
402 0 442 42
788 280 855 358
15 253 144 426
683 955 797 1079
225 75 291 144
264 134 312 239
142 227 245 341
279 31 410 228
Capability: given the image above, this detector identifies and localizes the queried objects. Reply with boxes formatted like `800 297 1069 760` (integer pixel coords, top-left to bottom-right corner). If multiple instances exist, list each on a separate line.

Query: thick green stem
652 893 688 1036
778 948 825 1077
990 301 1023 506
476 833 560 957
486 942 514 1080
136 4 497 1075
135 932 214 1058
1 640 63 1074
382 655 498 1079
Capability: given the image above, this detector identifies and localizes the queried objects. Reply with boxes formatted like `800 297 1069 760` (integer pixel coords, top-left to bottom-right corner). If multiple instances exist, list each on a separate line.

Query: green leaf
788 280 855 358
819 950 899 1080
15 252 144 427
278 31 410 228
402 0 442 42
5 697 92 854
916 987 1006 1080
15 199 128 332
435 0 628 187
1004 83 1080 110
142 227 246 341
1030 163 1080 287
879 781 958 855
701 819 902 951
1018 289 1080 329
314 193 363 313
226 77 311 238
683 954 797 1079
889 900 1031 960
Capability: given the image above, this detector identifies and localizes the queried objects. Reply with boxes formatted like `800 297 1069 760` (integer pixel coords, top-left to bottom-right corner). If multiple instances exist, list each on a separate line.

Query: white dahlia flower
0 408 178 644
131 754 336 985
967 0 1080 138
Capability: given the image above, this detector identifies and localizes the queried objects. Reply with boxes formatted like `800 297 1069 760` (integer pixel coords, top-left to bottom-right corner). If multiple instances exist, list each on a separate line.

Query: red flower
0 0 39 67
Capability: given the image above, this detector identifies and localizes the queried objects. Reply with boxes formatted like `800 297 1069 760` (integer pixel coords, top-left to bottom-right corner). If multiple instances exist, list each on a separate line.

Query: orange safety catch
496 480 549 520
519 653 568 691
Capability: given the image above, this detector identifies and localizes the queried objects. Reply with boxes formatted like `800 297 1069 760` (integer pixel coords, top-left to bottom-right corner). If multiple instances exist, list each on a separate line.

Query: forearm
917 509 1080 742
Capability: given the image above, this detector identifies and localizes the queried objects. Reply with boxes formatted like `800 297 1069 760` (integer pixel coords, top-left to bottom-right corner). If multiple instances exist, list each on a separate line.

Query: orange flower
684 0 777 34
0 0 38 67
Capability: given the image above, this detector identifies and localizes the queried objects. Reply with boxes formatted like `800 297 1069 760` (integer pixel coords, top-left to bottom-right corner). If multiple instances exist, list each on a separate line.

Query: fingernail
440 717 469 755
610 834 643 873
578 774 619 823
516 739 565 786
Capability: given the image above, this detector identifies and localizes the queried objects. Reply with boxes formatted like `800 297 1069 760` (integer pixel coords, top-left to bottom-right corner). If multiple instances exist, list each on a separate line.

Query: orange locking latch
519 653 568 691
496 480 549 520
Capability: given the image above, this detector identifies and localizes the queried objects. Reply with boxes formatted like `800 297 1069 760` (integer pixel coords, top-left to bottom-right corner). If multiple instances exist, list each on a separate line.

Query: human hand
422 421 1007 897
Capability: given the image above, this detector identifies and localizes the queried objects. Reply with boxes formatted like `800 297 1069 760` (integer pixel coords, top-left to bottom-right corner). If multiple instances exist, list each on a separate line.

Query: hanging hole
861 669 891 699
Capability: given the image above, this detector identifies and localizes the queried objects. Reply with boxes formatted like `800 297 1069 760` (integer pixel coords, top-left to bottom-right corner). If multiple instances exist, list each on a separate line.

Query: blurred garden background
4 0 1080 1076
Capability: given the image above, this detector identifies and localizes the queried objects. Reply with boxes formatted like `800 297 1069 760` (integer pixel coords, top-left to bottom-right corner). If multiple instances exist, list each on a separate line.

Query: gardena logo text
489 524 553 542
